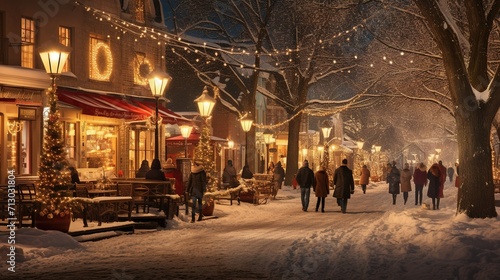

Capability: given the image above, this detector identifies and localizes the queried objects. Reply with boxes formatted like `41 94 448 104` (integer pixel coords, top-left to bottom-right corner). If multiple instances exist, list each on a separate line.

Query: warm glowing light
90 41 113 81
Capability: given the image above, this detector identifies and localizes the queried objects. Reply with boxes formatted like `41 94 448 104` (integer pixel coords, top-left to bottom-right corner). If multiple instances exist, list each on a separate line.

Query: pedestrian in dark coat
387 161 400 205
427 163 441 210
295 160 315 212
187 160 207 222
273 161 285 198
145 159 167 181
447 166 454 182
400 163 412 205
333 159 355 213
313 166 329 212
413 162 427 205
359 165 370 194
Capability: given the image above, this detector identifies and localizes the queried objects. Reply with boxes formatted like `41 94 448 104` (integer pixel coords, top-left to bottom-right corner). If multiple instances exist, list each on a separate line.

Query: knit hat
165 158 175 169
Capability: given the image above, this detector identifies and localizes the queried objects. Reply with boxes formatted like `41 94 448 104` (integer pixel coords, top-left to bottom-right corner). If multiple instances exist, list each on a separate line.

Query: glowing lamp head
38 41 71 76
148 69 172 98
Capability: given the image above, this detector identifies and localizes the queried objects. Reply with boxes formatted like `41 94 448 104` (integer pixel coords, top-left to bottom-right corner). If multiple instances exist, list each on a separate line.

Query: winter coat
313 169 329 197
187 165 207 199
295 164 314 188
222 165 238 187
273 162 285 183
145 159 167 181
413 166 427 186
333 165 355 199
400 168 412 192
165 167 184 196
427 164 441 198
387 166 400 194
359 167 371 185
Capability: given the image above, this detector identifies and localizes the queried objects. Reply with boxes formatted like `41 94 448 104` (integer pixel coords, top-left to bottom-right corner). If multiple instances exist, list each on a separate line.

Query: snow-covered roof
0 65 50 89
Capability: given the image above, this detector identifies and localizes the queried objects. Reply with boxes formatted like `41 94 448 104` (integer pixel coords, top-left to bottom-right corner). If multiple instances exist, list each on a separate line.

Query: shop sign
18 107 37 120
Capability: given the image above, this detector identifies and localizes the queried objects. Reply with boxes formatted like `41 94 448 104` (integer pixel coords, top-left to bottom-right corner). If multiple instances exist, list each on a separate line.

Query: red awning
57 87 191 125
166 132 228 146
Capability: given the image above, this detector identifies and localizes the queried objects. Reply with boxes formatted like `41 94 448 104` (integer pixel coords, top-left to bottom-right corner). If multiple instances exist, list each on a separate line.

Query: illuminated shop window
7 120 32 175
85 125 117 172
65 122 76 160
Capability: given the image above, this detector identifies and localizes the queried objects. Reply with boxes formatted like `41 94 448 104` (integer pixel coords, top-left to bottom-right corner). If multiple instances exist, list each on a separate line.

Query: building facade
0 0 188 183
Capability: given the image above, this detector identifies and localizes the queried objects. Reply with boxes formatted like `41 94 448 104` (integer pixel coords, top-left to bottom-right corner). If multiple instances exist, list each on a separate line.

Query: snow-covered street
2 181 499 280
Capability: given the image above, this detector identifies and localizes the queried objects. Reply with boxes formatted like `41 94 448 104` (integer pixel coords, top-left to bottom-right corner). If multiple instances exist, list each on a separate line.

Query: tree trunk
456 112 497 218
284 112 302 186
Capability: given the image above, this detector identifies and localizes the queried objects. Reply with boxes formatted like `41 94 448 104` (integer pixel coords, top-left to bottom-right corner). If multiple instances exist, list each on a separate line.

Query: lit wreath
91 42 113 80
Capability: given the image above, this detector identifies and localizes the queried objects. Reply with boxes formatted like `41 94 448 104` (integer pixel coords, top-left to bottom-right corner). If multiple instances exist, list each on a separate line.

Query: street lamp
228 140 234 161
240 114 253 165
194 86 216 119
37 41 72 223
320 121 332 168
263 129 273 169
179 124 193 158
148 69 172 160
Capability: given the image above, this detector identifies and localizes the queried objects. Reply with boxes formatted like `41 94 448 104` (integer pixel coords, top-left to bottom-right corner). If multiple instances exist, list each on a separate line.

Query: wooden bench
74 196 133 226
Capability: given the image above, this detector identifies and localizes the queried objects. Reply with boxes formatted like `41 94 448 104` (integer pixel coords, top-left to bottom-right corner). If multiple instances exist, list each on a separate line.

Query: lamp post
228 140 234 161
320 122 332 168
179 124 193 158
240 114 253 166
194 86 217 199
148 69 172 160
263 129 273 170
37 41 72 225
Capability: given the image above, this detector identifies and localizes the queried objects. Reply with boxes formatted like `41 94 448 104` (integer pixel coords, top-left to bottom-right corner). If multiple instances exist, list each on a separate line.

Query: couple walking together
295 159 355 213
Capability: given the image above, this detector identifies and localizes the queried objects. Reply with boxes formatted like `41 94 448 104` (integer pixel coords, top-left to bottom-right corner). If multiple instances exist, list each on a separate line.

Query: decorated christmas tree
193 123 218 194
36 84 72 219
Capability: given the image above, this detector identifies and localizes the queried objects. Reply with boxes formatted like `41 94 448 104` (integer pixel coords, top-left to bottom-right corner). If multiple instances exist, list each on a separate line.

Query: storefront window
7 120 32 175
85 125 117 173
129 128 153 178
65 122 76 160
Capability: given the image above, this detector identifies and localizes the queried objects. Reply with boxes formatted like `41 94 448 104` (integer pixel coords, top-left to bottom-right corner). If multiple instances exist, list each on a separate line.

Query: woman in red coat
359 165 370 194
313 166 329 212
164 158 184 196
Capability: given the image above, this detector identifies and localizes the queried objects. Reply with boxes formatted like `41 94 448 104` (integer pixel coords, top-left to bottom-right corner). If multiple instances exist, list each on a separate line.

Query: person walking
413 162 427 205
187 160 207 222
313 166 329 212
427 163 441 210
359 165 370 194
400 163 412 205
333 159 355 213
272 161 285 198
387 161 401 205
295 160 315 212
447 165 455 182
